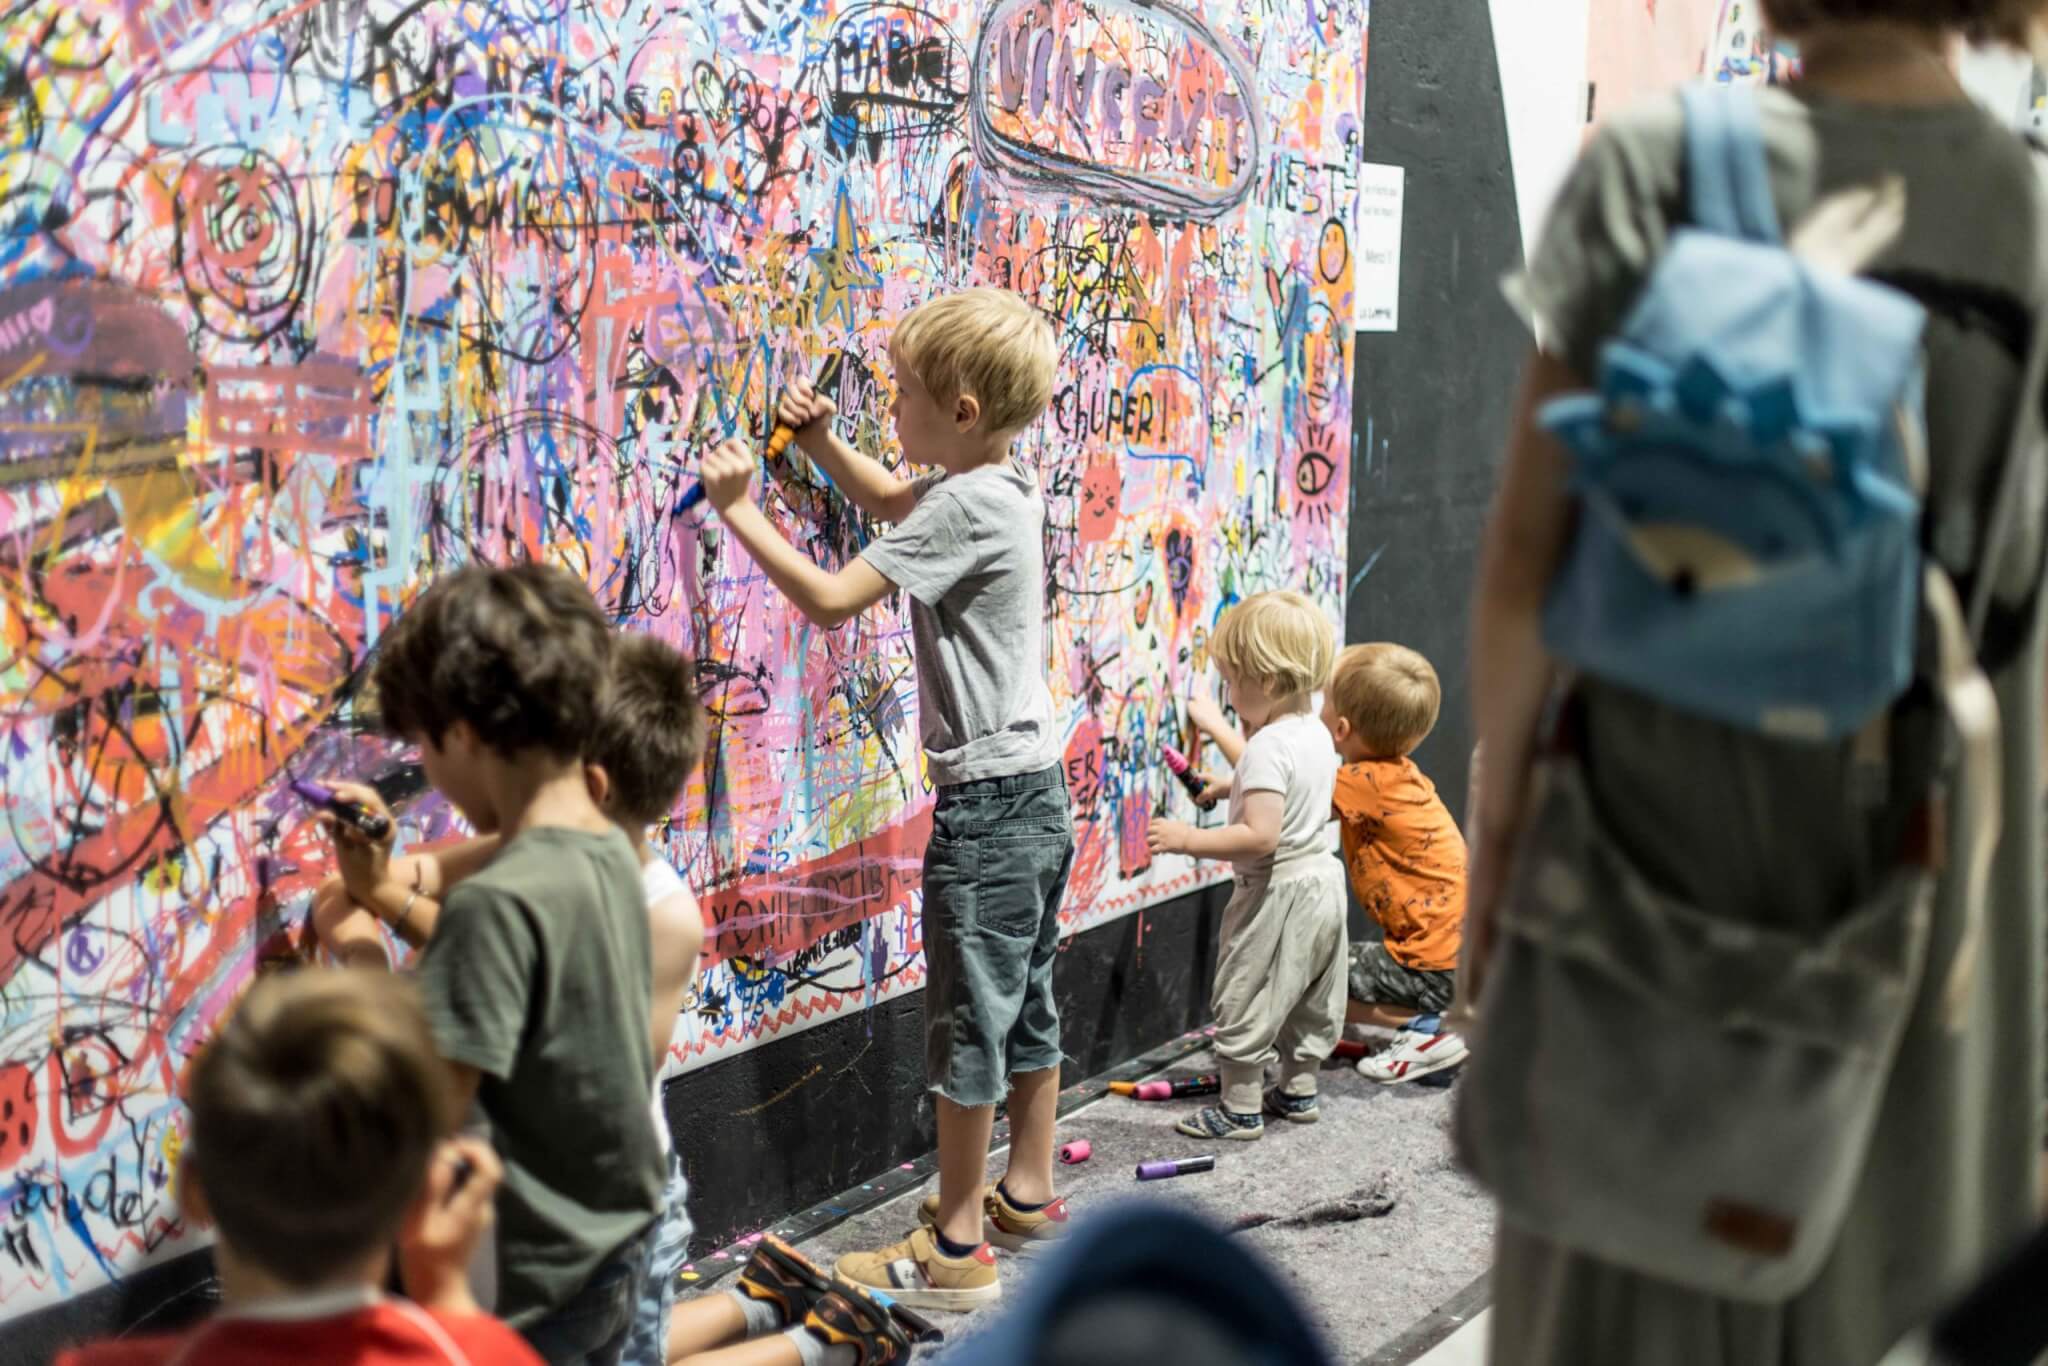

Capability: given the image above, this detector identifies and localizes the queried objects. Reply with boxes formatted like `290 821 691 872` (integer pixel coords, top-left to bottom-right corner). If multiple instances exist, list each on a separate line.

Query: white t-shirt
641 858 689 1155
1228 711 1340 878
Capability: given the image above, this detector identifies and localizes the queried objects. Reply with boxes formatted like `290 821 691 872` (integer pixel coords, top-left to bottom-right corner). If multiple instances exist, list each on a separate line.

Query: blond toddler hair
1208 591 1336 702
1328 642 1441 758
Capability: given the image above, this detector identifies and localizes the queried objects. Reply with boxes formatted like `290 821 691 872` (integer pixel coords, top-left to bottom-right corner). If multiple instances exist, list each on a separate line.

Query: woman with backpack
1462 4 2048 1363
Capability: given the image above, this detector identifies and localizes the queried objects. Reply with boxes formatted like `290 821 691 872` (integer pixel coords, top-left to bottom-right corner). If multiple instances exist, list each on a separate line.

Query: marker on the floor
1133 1074 1220 1101
1108 1081 1139 1096
1332 1039 1371 1060
1136 1155 1216 1181
1059 1139 1092 1165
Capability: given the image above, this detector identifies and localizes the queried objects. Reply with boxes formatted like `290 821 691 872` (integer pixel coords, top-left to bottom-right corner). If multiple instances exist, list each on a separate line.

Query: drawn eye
1295 449 1334 497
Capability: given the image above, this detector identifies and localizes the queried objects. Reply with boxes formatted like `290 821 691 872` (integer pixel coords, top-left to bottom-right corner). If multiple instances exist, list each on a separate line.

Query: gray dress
1494 87 2048 1366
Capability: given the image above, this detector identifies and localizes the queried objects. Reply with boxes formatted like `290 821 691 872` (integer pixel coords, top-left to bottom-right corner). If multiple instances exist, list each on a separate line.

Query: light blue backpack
1540 84 1928 740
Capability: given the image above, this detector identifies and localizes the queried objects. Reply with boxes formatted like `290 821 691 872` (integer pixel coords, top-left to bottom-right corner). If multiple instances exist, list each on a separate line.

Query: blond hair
892 287 1058 433
187 970 458 1286
1329 643 1441 758
1208 591 1336 701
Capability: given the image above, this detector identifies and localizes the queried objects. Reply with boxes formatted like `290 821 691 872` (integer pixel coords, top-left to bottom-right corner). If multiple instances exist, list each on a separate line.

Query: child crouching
1323 644 1469 1084
1149 591 1345 1139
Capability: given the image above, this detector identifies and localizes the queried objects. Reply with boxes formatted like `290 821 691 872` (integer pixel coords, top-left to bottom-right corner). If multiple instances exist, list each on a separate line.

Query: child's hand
398 1135 501 1314
776 375 838 436
701 437 756 512
320 780 395 904
1196 773 1230 806
1186 691 1228 739
1148 818 1193 855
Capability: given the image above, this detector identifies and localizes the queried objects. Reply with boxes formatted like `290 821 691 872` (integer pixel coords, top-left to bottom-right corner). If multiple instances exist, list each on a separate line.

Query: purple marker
291 779 392 840
1136 1154 1216 1181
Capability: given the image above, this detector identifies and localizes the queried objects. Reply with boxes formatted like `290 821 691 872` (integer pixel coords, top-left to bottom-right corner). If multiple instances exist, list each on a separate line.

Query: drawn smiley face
1078 460 1121 542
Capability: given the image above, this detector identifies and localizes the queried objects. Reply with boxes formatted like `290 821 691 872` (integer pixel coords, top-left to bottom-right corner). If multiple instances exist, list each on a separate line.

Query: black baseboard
672 881 1228 1257
1 1244 221 1364
1 885 1227 1358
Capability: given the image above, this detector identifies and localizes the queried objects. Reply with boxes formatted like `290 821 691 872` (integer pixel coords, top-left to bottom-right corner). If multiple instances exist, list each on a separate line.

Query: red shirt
58 1289 543 1366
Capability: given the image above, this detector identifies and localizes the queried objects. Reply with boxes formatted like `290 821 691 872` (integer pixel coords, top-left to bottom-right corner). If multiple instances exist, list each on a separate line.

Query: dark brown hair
1759 0 2039 42
186 970 457 1286
590 633 705 829
370 561 611 760
1328 643 1442 759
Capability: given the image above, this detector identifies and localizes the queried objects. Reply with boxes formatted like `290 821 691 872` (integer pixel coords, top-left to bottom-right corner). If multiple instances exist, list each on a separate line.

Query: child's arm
398 1134 501 1314
1149 789 1283 863
778 376 919 523
1187 692 1249 766
704 438 897 628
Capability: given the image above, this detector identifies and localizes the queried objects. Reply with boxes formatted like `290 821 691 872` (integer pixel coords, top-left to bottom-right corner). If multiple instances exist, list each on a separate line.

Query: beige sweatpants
1210 858 1349 1115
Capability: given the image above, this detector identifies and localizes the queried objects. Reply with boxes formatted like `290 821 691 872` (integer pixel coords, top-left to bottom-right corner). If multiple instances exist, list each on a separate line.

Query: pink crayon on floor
1059 1139 1092 1165
1132 1074 1220 1101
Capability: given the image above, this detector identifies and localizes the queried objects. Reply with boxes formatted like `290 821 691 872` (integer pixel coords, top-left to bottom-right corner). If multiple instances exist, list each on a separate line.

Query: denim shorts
922 764 1074 1108
620 1154 690 1366
520 1219 654 1366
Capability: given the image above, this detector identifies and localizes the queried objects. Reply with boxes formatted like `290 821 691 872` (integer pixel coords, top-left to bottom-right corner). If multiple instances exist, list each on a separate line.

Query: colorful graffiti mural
0 0 1363 1315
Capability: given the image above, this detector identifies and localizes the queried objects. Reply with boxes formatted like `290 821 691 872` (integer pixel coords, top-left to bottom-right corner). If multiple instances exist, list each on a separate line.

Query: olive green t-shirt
414 825 662 1328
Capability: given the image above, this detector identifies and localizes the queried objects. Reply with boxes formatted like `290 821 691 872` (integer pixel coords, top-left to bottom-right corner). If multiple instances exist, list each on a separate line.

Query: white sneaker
1356 1028 1468 1084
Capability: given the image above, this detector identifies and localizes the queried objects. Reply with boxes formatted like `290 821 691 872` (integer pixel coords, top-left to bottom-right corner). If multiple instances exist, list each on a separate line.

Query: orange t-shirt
1332 758 1466 972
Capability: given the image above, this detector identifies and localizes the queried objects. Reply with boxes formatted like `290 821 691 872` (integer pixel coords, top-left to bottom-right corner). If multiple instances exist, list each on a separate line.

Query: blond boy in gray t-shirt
700 288 1073 1324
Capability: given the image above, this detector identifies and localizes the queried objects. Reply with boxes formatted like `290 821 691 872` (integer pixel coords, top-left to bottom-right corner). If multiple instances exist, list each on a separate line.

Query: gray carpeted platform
713 1046 1495 1361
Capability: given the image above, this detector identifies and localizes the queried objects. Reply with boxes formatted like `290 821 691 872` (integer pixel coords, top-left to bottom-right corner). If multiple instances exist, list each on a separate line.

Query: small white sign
1355 162 1405 333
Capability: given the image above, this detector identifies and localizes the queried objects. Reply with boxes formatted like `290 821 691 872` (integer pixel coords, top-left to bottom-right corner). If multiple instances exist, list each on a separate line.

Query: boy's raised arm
780 376 919 523
704 437 897 628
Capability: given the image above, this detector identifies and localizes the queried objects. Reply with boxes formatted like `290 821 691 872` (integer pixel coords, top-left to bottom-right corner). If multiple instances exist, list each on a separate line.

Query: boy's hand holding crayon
775 374 837 440
317 779 398 904
399 1134 502 1314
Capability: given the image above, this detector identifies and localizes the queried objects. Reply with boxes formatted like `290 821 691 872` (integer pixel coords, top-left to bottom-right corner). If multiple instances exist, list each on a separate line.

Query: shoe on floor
735 1233 834 1328
1176 1105 1265 1141
804 1284 912 1365
1357 1028 1469 1084
918 1183 1069 1253
1261 1087 1320 1124
833 1225 999 1313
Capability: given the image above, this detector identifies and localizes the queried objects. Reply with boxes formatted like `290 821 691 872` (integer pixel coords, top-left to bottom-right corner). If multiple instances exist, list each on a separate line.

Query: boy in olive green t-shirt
324 563 663 1363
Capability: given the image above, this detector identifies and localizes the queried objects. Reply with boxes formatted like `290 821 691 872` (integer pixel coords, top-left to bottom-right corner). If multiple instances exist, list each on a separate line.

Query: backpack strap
1680 83 1784 244
1930 146 2048 1029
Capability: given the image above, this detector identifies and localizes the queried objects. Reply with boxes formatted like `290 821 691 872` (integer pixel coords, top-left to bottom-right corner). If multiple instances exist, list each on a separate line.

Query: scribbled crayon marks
176 151 314 348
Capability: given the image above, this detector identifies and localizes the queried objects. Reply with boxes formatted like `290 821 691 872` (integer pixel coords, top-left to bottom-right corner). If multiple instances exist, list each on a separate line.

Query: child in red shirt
1322 643 1470 1084
57 969 538 1366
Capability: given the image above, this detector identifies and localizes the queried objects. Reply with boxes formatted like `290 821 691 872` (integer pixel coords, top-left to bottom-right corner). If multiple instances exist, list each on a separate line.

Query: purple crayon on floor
1136 1155 1216 1181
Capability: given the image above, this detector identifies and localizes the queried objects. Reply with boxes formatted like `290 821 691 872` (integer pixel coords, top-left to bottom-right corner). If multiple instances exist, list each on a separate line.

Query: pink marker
1059 1139 1091 1165
1160 745 1217 810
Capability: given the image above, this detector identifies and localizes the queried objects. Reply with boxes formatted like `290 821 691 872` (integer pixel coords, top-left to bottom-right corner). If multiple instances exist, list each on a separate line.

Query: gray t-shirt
1229 711 1339 878
415 825 663 1329
860 459 1058 786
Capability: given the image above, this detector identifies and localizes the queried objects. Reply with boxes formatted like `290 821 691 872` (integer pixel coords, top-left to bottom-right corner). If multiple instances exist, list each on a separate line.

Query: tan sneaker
917 1183 1070 1253
833 1226 999 1312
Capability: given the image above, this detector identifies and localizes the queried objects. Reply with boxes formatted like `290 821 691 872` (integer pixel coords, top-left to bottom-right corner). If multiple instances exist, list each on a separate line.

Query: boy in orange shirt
1321 643 1469 1084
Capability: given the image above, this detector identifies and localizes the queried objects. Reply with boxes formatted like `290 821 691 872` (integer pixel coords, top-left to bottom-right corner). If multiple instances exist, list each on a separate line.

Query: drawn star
808 180 882 331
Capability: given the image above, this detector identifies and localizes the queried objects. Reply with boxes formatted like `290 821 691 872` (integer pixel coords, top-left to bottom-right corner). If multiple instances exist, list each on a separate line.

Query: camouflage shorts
1348 937 1455 1015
